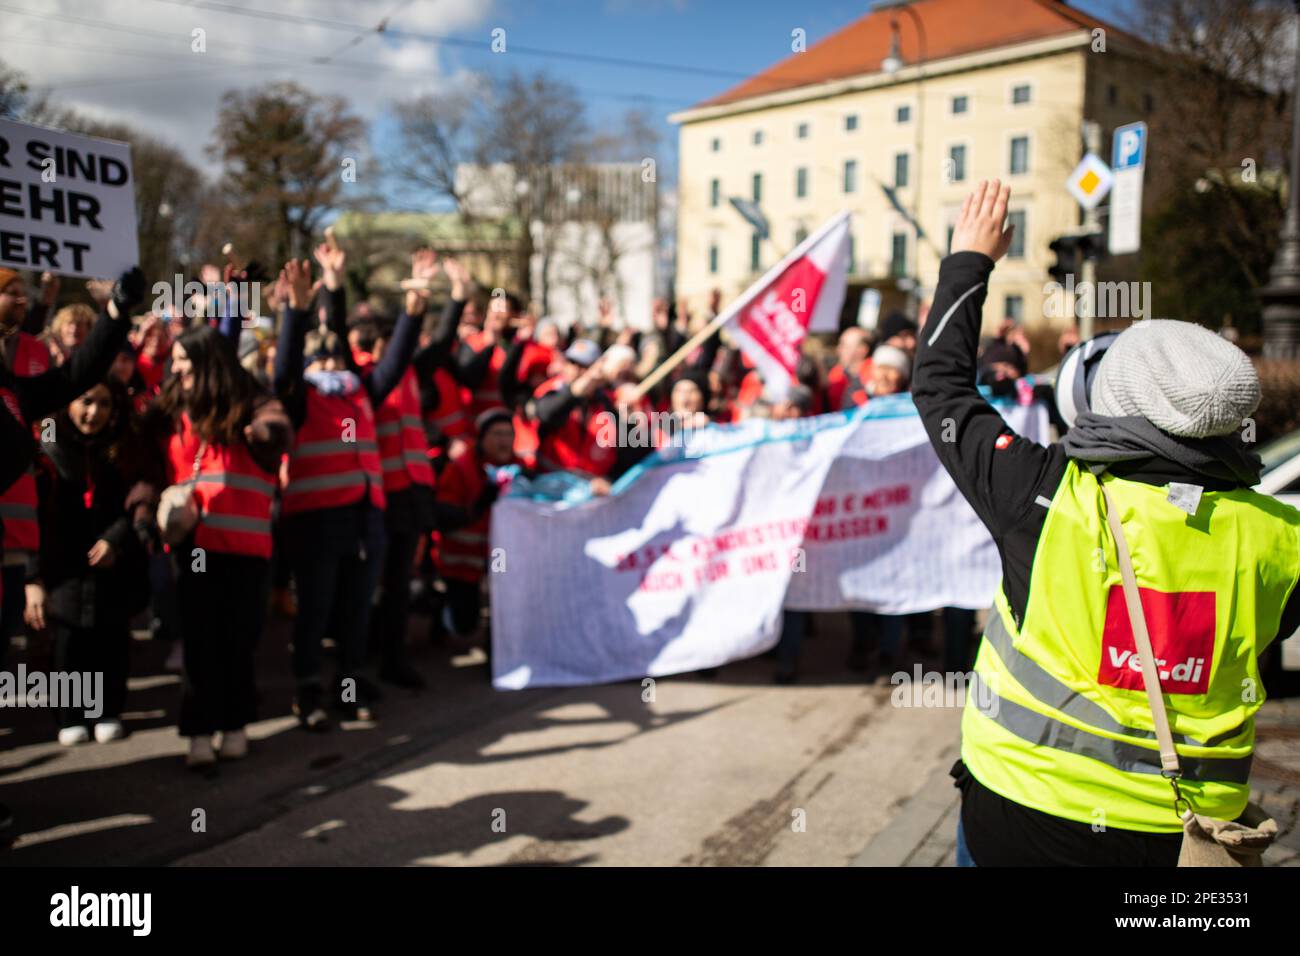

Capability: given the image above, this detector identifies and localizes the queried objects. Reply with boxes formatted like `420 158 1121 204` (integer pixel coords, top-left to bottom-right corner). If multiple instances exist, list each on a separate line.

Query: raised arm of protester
9 267 144 424
365 249 436 405
312 239 354 370
911 179 1061 538
21 272 59 336
272 259 316 428
412 256 469 378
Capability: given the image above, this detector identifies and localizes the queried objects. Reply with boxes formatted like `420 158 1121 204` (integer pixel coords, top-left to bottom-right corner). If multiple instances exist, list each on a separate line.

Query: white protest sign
0 119 138 279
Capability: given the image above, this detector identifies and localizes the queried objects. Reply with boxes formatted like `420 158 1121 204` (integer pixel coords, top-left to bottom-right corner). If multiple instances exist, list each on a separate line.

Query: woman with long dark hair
144 324 291 768
25 375 161 744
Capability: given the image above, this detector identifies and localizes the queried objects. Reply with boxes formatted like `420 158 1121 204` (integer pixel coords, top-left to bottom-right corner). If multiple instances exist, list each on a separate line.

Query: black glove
113 266 147 312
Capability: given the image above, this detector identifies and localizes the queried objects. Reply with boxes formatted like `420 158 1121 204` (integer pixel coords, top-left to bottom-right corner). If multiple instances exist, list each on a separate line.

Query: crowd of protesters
0 239 1050 787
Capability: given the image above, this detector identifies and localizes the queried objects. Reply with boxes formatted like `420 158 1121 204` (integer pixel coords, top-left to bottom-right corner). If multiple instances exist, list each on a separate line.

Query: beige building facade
671 1 1156 336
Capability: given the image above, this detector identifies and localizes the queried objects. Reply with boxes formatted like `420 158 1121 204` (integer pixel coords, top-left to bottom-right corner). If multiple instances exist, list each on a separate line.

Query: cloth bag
1099 478 1277 867
157 441 205 547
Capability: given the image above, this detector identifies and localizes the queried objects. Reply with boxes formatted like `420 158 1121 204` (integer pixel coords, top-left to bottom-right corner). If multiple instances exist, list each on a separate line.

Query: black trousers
51 620 130 729
176 551 268 736
375 524 420 666
284 502 385 690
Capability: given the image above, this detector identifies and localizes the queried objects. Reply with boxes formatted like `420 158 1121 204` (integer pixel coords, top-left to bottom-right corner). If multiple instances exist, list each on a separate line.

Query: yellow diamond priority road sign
1066 153 1113 210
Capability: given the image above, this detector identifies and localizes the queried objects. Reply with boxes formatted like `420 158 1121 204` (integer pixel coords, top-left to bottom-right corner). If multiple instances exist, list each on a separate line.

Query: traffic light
1047 231 1106 283
1048 236 1079 284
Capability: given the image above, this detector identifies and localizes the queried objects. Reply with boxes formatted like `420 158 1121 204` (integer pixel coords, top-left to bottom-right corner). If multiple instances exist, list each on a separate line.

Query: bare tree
1124 0 1295 330
214 81 367 266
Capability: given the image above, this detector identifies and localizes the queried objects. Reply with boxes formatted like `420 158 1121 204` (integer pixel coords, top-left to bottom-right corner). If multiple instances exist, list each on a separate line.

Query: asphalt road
1 609 962 866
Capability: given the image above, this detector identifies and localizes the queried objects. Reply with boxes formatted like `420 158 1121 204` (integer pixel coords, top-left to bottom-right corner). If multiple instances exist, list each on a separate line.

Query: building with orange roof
670 0 1159 341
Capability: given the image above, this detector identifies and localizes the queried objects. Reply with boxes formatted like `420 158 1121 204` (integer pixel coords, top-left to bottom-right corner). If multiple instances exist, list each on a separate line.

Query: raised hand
279 259 314 311
951 179 1015 262
442 256 470 301
313 239 346 291
405 248 440 317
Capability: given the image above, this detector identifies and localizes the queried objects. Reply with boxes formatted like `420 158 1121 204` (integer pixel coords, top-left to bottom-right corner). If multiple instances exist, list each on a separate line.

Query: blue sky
422 0 1137 162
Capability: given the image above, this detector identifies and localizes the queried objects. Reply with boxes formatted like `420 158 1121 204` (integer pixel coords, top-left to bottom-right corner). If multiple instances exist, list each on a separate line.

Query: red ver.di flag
726 211 850 401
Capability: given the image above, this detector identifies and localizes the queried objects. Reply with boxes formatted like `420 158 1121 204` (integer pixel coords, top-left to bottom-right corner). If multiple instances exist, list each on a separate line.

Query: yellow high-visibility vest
963 460 1300 832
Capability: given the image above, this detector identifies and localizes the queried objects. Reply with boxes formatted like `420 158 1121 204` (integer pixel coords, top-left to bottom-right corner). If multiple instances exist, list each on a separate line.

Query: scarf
1061 412 1261 487
304 369 361 397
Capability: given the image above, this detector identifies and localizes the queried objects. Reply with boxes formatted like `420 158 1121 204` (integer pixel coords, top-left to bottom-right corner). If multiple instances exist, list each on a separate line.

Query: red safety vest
282 385 386 516
0 333 50 554
424 366 472 443
532 375 616 478
168 413 276 558
512 411 539 470
435 448 494 584
354 355 433 494
464 331 506 418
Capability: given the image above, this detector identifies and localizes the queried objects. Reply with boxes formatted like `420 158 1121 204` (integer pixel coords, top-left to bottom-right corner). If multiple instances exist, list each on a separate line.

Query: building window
951 95 969 115
1006 210 1026 259
710 177 720 208
1004 294 1024 323
710 137 721 152
795 225 809 245
948 144 967 182
753 130 764 146
1011 84 1032 105
795 166 808 199
891 232 908 277
709 243 719 275
894 152 909 188
1107 84 1118 106
750 233 761 272
752 173 762 203
843 159 858 194
845 114 859 132
1009 136 1029 175
946 224 955 254
1143 93 1155 113
796 121 810 139
848 234 856 274
896 104 911 123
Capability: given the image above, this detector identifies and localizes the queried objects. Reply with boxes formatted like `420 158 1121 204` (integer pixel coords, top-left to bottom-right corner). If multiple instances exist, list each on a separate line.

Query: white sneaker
93 720 126 743
185 736 216 769
58 726 90 746
217 728 248 760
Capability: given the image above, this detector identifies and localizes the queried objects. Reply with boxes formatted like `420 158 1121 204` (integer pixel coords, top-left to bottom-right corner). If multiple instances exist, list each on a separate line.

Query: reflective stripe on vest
968 673 1253 784
961 460 1300 833
170 417 276 558
283 388 386 515
373 371 432 493
0 474 39 553
2 335 48 552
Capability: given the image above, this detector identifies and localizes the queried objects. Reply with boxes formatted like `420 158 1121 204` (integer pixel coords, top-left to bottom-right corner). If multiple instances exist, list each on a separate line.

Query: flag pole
626 210 850 404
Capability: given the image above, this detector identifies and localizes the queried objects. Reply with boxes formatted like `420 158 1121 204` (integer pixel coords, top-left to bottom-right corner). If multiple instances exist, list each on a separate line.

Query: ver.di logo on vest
1097 586 1215 695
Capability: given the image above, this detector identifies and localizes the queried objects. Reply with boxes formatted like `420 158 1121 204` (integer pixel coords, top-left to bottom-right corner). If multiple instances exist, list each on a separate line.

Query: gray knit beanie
1090 320 1259 438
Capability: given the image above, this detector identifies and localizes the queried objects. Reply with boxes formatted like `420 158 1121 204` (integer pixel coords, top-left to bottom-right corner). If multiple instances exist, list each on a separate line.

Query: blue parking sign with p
1112 122 1147 170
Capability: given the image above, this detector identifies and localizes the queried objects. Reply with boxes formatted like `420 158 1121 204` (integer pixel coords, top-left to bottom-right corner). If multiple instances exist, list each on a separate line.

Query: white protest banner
0 118 138 279
490 398 1048 689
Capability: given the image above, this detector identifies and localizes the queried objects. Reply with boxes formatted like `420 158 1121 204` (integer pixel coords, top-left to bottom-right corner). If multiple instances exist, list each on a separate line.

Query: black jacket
31 424 155 628
913 251 1300 866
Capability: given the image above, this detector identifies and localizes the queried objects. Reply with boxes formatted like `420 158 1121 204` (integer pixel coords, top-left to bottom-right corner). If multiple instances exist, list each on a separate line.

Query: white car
1257 428 1300 509
1256 429 1300 669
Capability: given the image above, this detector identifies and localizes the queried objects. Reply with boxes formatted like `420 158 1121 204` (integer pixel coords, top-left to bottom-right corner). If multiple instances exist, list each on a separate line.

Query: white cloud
3 0 494 175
